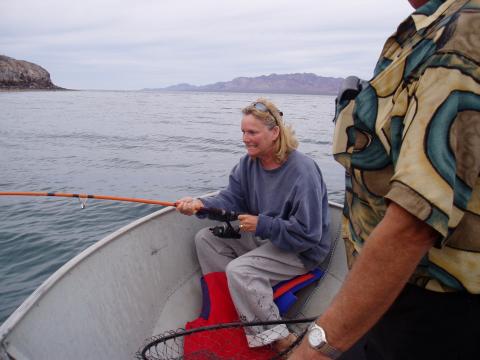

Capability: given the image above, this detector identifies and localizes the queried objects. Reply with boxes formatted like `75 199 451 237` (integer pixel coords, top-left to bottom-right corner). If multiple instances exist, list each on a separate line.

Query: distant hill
144 73 343 95
0 55 63 90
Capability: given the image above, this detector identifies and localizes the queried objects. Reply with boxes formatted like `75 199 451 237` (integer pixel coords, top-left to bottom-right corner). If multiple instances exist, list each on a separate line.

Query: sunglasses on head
252 102 283 117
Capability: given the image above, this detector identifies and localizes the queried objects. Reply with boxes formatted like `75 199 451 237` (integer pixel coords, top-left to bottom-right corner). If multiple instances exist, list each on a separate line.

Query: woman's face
241 114 279 159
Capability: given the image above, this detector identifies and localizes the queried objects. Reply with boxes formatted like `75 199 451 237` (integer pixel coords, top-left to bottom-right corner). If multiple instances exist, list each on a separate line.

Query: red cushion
184 272 275 359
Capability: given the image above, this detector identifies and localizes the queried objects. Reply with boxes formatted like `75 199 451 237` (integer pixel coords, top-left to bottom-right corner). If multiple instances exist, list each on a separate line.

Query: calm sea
0 90 344 323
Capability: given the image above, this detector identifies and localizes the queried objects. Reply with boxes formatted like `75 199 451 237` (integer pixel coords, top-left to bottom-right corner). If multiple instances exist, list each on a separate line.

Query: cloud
0 0 413 89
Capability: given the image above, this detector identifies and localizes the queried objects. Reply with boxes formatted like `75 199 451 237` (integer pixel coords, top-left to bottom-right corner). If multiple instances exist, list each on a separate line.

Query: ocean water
0 90 344 323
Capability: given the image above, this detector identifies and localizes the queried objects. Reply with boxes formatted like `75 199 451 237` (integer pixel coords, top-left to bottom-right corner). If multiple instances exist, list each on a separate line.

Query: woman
176 98 330 352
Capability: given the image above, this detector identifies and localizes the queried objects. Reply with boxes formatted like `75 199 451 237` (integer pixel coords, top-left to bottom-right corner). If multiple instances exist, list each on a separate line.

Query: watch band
319 342 342 359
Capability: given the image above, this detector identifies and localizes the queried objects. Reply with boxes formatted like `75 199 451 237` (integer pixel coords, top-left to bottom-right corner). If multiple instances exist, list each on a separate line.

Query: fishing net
137 260 325 360
136 317 315 360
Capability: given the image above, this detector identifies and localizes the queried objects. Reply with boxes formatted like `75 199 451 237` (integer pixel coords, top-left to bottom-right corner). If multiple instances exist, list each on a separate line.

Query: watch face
308 328 326 348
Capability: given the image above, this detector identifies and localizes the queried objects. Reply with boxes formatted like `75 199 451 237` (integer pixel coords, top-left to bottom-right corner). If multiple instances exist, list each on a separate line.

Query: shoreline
0 87 73 92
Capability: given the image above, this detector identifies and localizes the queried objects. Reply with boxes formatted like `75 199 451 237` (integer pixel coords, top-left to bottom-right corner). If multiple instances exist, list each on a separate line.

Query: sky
1 0 414 90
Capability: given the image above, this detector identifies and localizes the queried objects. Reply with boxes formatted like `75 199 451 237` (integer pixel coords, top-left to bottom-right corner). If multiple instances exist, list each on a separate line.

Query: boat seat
273 268 325 316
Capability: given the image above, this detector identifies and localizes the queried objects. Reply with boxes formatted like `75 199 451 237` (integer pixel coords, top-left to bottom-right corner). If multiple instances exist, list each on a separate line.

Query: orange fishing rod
0 191 176 207
0 191 239 222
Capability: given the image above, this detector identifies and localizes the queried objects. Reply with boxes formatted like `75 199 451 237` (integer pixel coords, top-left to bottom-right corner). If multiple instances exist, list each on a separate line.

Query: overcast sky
1 0 414 90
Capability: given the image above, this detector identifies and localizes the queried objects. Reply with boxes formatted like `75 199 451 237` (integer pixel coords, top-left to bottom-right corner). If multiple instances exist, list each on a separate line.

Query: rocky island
145 73 343 95
0 55 63 90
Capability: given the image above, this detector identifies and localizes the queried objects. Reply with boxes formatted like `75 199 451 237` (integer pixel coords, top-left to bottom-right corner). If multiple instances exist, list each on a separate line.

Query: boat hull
0 201 347 360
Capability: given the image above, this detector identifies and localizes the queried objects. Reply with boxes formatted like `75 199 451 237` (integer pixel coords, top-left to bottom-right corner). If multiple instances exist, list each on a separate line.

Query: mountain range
144 73 343 95
0 54 343 95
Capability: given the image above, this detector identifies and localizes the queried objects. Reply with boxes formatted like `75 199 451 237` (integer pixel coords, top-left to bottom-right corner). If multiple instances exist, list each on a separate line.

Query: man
289 0 480 358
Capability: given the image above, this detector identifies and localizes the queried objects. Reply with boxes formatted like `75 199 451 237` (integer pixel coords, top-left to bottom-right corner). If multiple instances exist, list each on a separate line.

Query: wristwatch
307 323 342 359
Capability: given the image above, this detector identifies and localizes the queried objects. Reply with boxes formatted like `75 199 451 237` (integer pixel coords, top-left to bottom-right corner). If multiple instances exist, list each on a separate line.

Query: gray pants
195 227 308 347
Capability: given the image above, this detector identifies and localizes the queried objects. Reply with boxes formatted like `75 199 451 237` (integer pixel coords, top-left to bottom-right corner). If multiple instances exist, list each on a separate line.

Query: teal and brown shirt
333 0 480 293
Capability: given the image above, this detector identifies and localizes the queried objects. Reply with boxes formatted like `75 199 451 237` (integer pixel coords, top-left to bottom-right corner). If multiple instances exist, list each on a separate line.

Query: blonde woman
177 98 330 352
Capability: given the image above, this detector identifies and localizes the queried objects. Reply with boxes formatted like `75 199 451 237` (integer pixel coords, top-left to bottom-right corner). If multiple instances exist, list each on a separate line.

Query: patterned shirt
332 0 480 293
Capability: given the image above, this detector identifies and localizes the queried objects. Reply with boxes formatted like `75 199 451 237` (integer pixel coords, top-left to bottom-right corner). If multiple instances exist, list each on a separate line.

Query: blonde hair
242 98 298 163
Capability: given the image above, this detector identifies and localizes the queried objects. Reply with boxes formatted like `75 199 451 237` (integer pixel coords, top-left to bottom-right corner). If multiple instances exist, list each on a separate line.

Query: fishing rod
0 191 176 207
0 191 240 234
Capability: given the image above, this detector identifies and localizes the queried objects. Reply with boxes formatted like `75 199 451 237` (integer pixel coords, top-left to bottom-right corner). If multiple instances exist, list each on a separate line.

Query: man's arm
288 201 438 359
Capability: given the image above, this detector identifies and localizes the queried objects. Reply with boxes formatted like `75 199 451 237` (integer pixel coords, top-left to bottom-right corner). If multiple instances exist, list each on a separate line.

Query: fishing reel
199 207 242 239
209 222 241 239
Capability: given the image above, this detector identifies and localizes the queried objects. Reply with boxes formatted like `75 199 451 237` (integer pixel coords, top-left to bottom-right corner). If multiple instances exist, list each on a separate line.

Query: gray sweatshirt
201 150 330 270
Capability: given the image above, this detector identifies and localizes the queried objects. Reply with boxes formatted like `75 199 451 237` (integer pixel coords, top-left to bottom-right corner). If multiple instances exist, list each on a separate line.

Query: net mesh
137 318 313 360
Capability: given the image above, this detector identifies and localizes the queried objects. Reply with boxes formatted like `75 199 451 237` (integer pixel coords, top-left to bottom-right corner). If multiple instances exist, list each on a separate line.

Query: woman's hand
175 197 204 216
238 214 258 233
